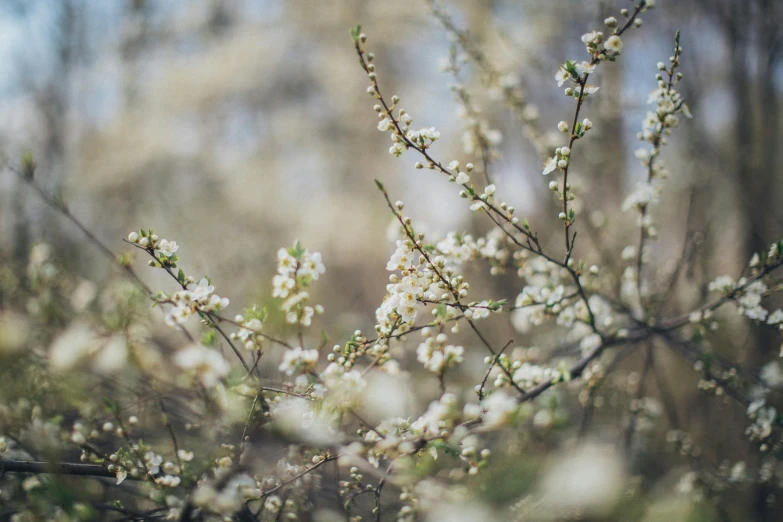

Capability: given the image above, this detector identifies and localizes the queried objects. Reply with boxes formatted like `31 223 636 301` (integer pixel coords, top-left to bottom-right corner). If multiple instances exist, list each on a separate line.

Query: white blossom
174 344 230 387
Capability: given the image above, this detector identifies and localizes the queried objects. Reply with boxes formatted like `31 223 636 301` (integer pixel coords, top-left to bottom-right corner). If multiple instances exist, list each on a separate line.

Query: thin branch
0 460 138 480
478 340 513 400
260 455 338 498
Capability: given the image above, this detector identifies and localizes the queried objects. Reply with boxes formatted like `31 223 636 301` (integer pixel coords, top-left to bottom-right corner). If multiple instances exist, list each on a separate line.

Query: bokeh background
0 0 781 520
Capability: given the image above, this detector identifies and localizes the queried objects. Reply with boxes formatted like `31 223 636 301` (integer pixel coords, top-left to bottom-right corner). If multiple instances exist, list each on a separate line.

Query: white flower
481 391 518 428
422 127 440 140
709 275 735 292
177 450 194 461
579 333 602 354
581 31 601 45
471 301 492 319
279 347 319 375
513 363 546 385
542 157 558 175
389 142 405 156
174 345 230 387
622 181 660 211
578 85 599 95
157 239 179 256
604 35 623 54
575 61 595 75
634 148 650 162
272 274 295 298
455 172 470 184
277 248 297 275
555 67 571 87
768 309 783 325
377 118 392 132
186 278 215 302
299 251 326 280
416 337 464 374
165 303 193 326
386 240 414 271
761 361 783 388
321 364 366 407
49 322 97 371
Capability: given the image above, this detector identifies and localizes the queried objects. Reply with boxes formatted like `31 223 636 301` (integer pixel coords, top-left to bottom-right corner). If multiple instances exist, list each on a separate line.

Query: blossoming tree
1 1 782 521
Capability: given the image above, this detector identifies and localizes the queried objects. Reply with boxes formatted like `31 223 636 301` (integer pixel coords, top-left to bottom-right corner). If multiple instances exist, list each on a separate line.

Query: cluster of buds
231 305 266 351
581 31 624 60
128 228 179 268
542 146 570 176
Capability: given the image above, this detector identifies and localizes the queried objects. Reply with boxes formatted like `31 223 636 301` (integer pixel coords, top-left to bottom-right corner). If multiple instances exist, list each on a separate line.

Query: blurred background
0 0 781 520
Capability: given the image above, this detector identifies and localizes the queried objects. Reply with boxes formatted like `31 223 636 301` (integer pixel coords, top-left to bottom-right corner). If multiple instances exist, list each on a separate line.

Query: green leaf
349 24 362 43
202 330 217 346
564 60 578 78
490 299 507 310
287 240 306 259
436 303 447 318
244 305 267 322
177 269 186 284
374 179 385 192
104 397 118 414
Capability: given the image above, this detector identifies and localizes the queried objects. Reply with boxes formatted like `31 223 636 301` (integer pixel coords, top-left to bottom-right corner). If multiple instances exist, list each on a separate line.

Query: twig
478 340 513 400
0 460 139 480
260 455 338 498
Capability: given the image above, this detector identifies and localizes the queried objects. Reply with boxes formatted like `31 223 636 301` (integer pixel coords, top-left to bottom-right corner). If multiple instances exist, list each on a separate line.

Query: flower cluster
273 241 325 326
279 346 319 376
480 390 520 429
622 30 690 223
581 31 624 60
174 344 231 387
708 242 782 326
416 330 464 375
746 399 777 446
128 228 179 267
321 362 367 408
231 306 266 351
376 239 440 335
410 393 463 438
376 101 439 157
161 277 230 326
